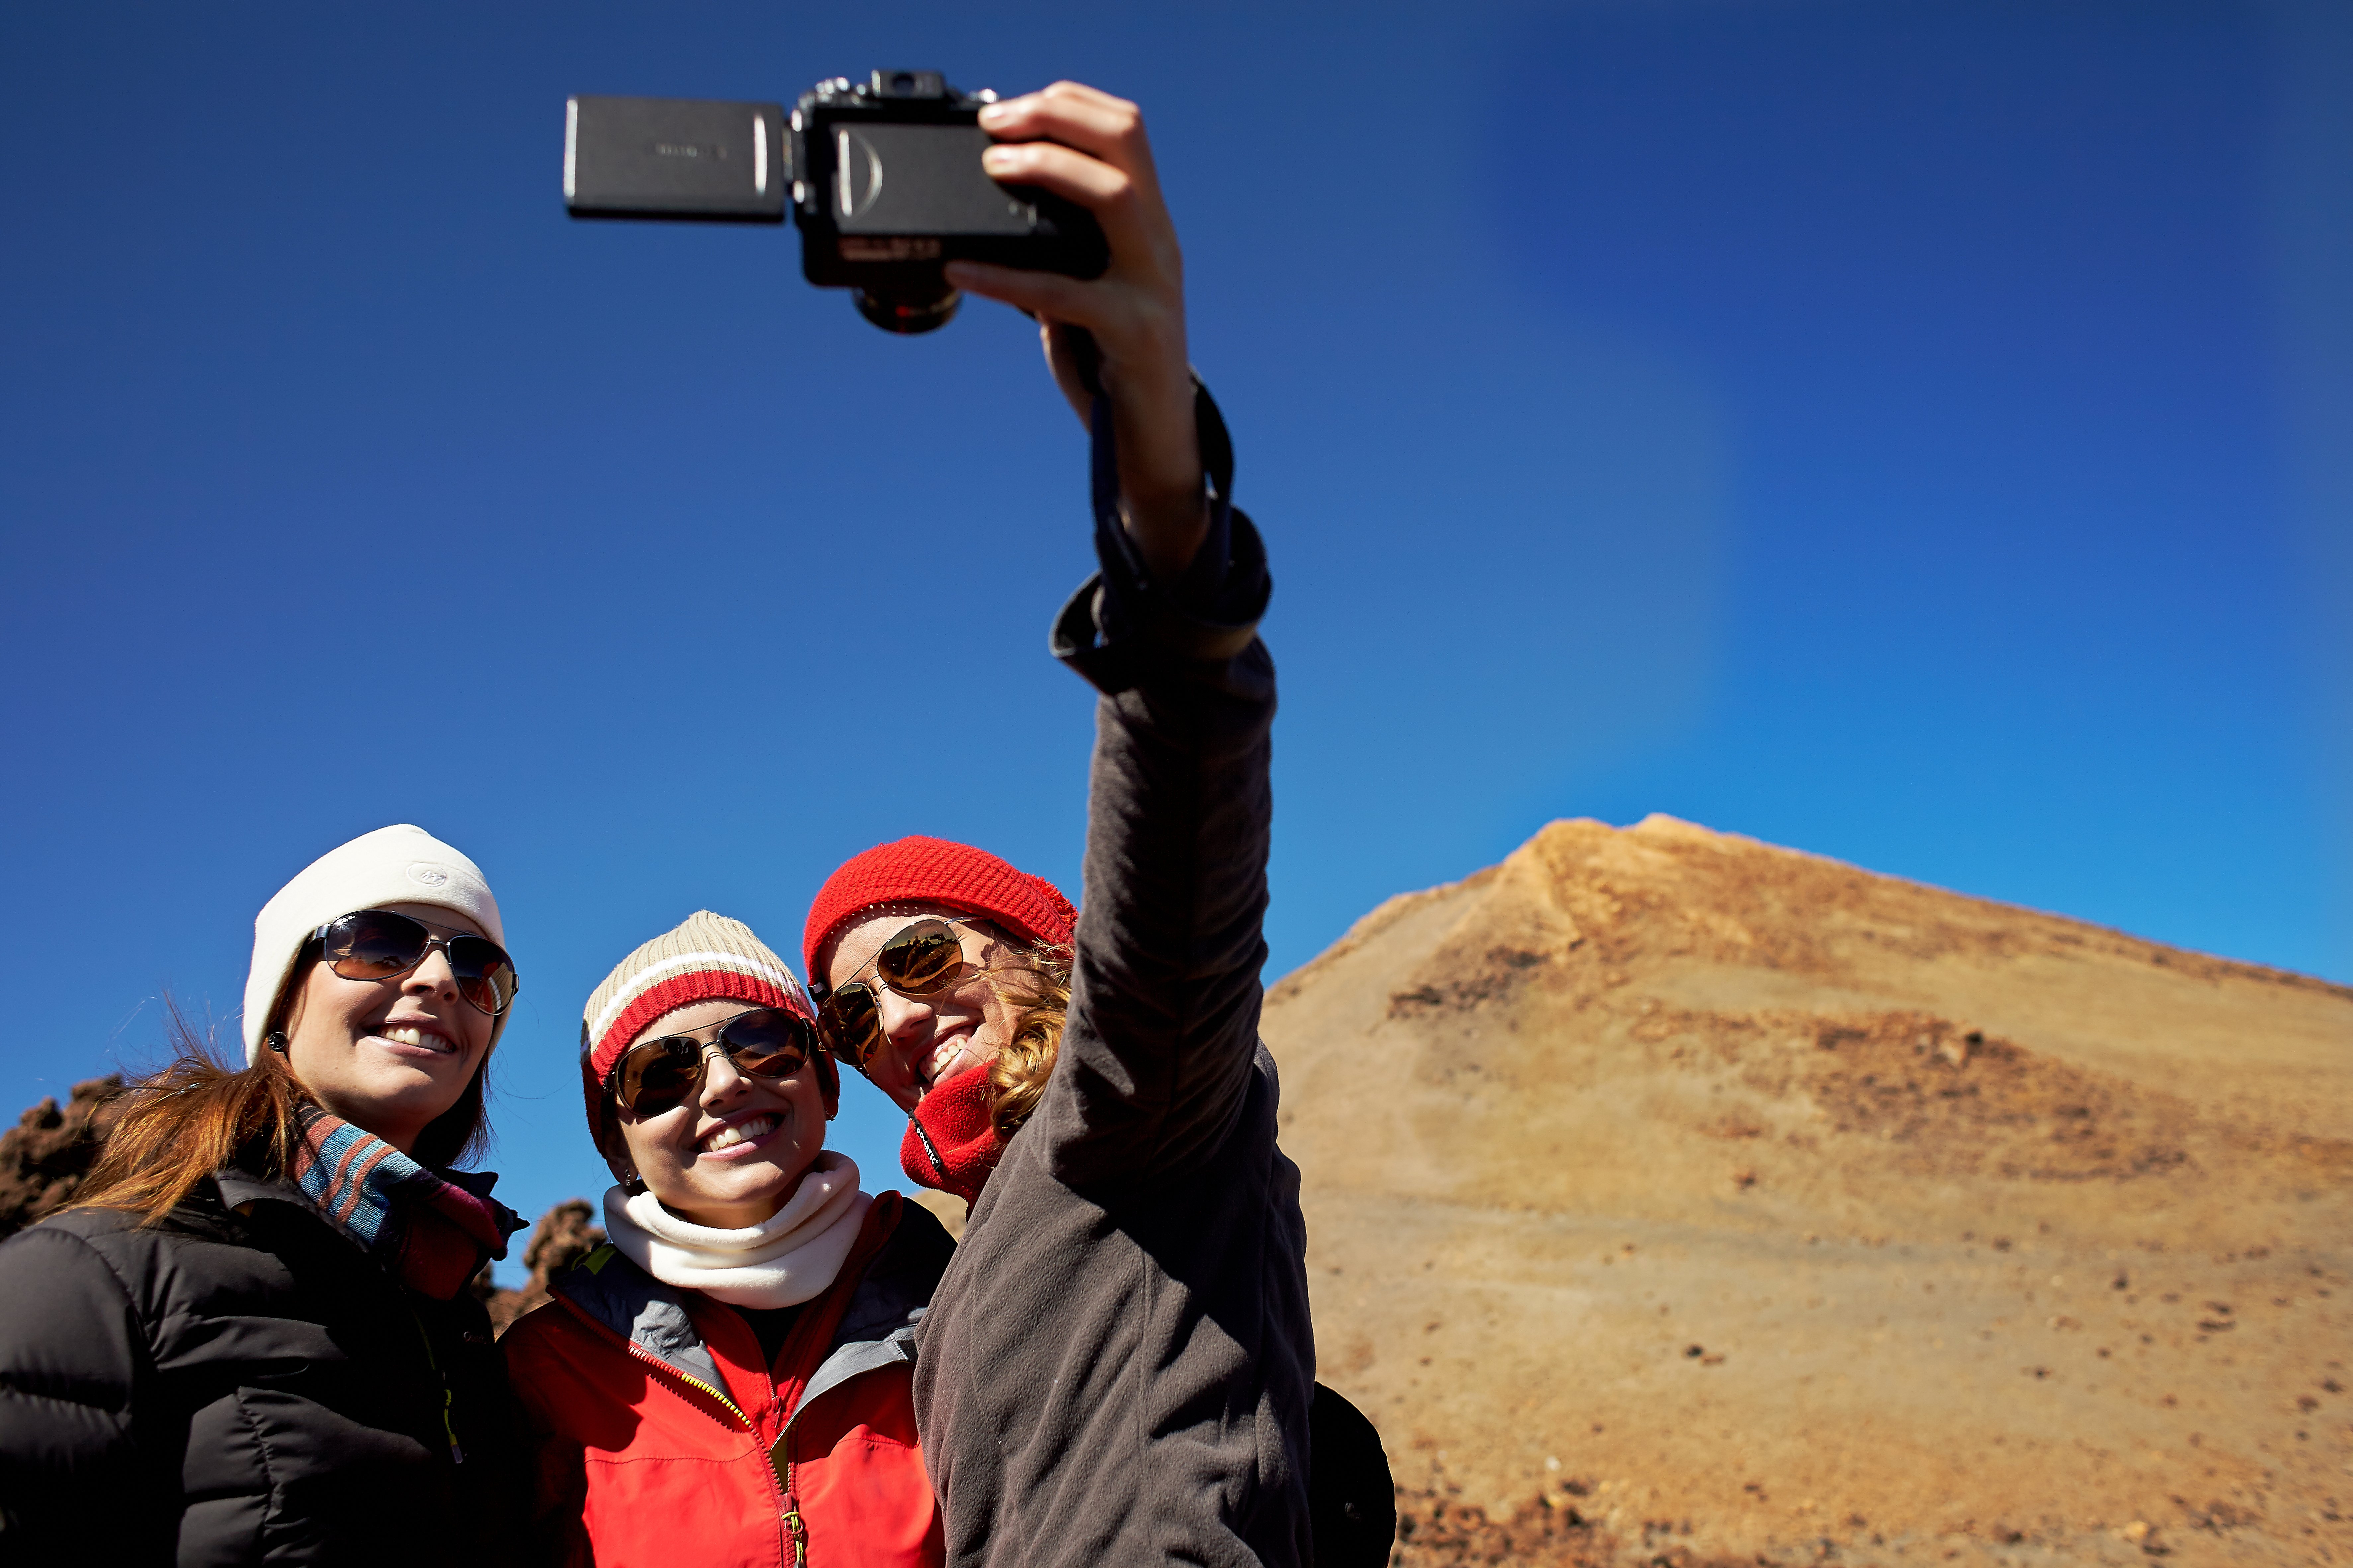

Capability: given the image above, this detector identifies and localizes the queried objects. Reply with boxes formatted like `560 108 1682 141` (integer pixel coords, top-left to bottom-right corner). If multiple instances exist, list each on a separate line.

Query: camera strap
1055 329 1261 690
1075 327 1237 608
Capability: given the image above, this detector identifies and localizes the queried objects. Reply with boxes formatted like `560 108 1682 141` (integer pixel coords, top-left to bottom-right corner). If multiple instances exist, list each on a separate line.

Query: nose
405 945 461 1000
696 1043 751 1108
875 987 937 1046
867 991 937 1105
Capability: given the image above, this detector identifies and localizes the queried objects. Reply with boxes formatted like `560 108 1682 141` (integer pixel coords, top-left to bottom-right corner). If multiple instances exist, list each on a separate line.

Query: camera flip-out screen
833 124 1039 236
564 95 787 222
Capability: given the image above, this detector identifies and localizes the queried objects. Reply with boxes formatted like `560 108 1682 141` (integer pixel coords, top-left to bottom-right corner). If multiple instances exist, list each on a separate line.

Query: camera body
564 71 1110 333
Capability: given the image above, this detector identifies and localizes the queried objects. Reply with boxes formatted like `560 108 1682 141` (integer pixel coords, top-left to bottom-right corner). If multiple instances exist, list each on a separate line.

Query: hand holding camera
564 74 1207 577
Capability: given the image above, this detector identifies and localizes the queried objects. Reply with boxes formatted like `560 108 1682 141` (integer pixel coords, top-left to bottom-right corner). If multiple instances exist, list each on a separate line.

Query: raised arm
945 82 1207 580
950 86 1275 1190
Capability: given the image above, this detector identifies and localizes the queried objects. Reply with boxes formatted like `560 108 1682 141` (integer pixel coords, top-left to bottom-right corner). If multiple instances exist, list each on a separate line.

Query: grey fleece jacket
911 385 1315 1568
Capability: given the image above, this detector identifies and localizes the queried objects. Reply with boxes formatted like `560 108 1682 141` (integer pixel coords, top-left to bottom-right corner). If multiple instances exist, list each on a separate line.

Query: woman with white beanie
0 824 533 1566
500 909 952 1568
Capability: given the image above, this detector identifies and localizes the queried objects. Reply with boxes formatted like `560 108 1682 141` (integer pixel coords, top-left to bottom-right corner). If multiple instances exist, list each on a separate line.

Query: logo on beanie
407 863 452 890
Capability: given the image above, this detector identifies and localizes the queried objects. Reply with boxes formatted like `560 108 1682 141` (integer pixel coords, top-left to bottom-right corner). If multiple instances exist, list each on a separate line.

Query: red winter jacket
504 1192 953 1568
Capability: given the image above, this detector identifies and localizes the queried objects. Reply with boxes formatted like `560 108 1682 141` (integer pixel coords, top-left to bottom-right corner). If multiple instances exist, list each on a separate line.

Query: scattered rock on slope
1265 814 2353 1568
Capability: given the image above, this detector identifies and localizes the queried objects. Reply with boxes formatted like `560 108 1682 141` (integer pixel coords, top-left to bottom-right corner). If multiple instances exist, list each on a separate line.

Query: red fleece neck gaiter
900 1065 1002 1207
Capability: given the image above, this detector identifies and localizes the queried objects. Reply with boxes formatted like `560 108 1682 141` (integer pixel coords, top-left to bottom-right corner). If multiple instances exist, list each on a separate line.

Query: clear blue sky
5 1 2346 1280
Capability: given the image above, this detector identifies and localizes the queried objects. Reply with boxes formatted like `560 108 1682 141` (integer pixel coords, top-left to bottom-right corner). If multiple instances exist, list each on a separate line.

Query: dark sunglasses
313 909 519 1018
604 1006 817 1118
816 918 997 1072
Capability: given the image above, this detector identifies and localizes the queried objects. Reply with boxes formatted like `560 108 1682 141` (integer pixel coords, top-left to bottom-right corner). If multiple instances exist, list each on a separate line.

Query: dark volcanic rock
0 1077 128 1239
476 1199 605 1335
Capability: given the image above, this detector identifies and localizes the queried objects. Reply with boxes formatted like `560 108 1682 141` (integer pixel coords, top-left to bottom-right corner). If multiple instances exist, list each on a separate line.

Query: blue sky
4 0 2345 1280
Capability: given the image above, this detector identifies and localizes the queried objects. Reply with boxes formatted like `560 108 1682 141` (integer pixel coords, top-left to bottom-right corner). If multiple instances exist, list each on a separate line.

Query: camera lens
854 282 961 335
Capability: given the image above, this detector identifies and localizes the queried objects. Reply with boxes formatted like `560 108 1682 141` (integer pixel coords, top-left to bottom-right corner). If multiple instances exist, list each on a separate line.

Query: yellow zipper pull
782 1501 807 1568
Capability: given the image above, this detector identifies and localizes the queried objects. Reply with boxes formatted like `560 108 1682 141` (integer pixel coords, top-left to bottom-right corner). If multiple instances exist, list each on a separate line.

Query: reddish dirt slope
1263 816 2352 1567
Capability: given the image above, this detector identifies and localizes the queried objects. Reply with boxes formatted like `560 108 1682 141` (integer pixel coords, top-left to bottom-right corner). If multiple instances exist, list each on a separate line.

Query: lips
922 1035 973 1085
375 1023 459 1055
698 1114 778 1155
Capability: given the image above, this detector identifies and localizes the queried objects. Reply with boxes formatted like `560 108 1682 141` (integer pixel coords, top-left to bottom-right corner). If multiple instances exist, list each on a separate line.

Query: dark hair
71 978 495 1226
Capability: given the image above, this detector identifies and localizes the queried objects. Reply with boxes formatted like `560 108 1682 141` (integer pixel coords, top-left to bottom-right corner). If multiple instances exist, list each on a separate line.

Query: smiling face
611 998 834 1230
275 902 496 1154
821 908 1034 1115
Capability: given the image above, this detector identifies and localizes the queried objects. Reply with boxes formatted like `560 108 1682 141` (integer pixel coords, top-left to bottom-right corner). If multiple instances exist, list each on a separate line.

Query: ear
270 968 313 1048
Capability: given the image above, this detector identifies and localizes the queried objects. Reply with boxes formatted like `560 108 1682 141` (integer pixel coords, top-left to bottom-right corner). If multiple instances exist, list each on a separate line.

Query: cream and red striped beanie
580 911 827 1153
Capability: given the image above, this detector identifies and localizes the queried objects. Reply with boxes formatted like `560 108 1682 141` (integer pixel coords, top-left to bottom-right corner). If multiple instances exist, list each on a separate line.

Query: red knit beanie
803 836 1076 985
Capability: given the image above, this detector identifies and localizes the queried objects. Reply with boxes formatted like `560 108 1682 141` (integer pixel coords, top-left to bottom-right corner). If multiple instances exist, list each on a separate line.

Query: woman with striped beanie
501 909 951 1568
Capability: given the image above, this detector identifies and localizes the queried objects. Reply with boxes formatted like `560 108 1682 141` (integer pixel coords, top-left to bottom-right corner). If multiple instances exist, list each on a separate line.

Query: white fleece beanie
242 824 508 1065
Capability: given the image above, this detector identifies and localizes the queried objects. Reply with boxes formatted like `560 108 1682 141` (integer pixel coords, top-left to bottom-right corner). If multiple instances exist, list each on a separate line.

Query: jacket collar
554 1195 954 1400
555 1242 727 1394
213 1168 308 1212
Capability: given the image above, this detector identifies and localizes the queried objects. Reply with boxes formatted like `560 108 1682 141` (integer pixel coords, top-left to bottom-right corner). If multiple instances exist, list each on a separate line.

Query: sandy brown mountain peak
1267 815 2351 1565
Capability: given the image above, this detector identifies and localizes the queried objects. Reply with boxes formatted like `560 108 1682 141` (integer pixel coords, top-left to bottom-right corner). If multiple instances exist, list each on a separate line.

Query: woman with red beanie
501 910 951 1568
801 81 1317 1568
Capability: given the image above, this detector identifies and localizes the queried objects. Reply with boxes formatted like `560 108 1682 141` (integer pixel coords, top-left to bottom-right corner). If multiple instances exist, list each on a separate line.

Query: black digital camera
563 71 1111 334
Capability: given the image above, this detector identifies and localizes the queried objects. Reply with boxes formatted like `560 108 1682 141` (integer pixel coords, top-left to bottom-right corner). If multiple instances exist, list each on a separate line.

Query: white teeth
702 1115 777 1153
381 1025 452 1052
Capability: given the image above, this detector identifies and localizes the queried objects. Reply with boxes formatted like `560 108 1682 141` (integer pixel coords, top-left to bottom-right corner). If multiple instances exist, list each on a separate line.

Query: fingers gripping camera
563 71 1111 334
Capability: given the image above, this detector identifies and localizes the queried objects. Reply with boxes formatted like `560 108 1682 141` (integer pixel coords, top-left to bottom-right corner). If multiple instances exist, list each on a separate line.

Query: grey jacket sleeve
1033 380 1278 1191
0 1225 151 1546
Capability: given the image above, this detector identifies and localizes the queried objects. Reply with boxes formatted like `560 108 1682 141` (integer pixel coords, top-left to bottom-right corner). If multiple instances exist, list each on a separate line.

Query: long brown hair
71 993 493 1227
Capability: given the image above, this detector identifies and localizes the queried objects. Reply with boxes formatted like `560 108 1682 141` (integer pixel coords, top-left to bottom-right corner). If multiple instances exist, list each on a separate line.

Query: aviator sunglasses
604 1007 818 1118
816 918 1002 1071
312 909 519 1018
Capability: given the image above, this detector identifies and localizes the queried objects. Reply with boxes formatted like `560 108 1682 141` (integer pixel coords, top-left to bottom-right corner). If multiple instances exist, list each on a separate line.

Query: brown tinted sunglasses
816 918 1004 1071
604 1006 817 1117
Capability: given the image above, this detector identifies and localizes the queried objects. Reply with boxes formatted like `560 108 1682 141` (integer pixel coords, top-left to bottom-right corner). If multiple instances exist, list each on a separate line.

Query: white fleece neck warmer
602 1150 872 1309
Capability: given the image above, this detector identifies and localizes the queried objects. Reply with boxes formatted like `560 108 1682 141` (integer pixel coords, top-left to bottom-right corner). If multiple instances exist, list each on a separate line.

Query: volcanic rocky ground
7 815 2347 1564
1265 815 2352 1567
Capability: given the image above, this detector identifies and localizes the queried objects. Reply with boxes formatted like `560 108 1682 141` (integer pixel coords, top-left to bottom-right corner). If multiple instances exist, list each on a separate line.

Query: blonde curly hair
983 939 1071 1138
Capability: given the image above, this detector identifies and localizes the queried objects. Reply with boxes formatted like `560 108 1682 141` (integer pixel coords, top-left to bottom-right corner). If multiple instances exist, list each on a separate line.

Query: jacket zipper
621 1340 752 1428
618 1343 811 1564
778 1432 807 1568
622 1343 812 1564
781 1472 807 1566
402 1306 465 1465
769 1353 901 1568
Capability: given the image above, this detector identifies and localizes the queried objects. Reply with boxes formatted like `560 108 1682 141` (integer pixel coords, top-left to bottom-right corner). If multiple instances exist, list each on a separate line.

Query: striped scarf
289 1107 525 1299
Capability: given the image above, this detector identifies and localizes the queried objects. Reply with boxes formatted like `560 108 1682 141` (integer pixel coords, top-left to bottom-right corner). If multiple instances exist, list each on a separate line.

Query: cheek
616 1115 687 1168
979 989 1025 1043
301 972 378 1042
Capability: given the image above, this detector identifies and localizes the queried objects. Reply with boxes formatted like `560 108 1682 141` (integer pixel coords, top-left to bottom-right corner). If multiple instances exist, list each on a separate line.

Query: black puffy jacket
0 1168 529 1566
